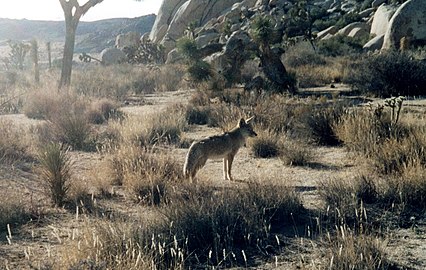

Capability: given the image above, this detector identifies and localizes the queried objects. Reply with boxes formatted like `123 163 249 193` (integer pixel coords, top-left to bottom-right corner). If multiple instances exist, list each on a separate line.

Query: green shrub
187 60 213 83
347 51 426 97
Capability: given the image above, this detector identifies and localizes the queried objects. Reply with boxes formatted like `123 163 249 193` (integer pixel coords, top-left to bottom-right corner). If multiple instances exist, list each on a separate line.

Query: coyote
183 117 257 182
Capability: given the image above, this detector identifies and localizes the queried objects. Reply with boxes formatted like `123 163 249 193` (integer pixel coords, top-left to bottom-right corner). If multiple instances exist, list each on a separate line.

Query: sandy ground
0 86 425 269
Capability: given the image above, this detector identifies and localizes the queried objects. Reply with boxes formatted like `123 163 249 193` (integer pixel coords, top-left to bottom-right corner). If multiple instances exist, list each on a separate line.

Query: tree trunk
260 45 296 94
59 18 77 88
58 0 104 89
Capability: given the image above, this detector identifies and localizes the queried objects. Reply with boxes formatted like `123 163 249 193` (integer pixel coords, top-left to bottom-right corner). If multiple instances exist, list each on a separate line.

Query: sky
0 0 163 21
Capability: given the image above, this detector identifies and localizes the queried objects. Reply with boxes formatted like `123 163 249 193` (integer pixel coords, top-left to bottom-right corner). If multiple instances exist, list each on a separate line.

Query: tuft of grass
0 194 31 234
52 113 96 152
0 119 32 164
251 130 280 158
280 139 314 166
37 143 73 207
325 226 392 270
109 145 183 205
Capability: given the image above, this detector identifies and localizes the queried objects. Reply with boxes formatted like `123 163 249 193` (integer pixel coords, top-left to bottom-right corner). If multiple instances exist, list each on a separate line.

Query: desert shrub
240 60 260 84
37 143 72 207
24 89 87 121
334 108 399 157
87 98 122 125
110 144 183 204
0 120 32 164
187 60 213 83
386 164 426 210
251 130 280 158
288 57 351 87
155 64 186 92
185 104 211 125
298 102 344 146
52 113 96 151
0 194 31 234
317 35 364 57
283 42 326 68
133 105 187 147
347 51 426 97
280 139 314 166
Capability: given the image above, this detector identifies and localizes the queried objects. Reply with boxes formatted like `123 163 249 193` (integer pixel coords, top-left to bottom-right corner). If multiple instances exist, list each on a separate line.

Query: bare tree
58 0 104 88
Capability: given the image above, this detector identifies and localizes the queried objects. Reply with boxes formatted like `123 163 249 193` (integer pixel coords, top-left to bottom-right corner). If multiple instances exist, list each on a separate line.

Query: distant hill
0 14 156 53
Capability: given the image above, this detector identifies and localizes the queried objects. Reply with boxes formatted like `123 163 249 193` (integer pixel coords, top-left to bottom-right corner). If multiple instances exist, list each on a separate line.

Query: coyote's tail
183 143 205 180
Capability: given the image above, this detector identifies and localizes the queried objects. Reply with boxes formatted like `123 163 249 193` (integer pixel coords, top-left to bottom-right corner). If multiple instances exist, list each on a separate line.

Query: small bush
347 51 426 97
52 113 96 151
283 42 326 68
185 104 211 125
87 98 122 124
280 139 314 166
110 145 183 205
299 102 344 146
317 35 364 57
37 143 72 207
251 131 280 158
0 120 32 164
0 194 31 233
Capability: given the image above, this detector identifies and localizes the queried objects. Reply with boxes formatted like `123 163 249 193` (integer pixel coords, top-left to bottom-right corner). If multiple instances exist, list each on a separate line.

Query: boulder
348 27 369 39
149 0 187 43
195 32 220 48
382 0 426 50
166 48 184 64
153 0 258 53
337 22 370 36
363 34 384 51
370 4 397 37
100 48 127 65
358 7 375 18
372 0 386 8
316 26 338 39
115 32 141 49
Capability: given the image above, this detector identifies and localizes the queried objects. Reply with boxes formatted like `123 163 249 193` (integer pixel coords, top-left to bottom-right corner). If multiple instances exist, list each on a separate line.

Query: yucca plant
38 143 72 207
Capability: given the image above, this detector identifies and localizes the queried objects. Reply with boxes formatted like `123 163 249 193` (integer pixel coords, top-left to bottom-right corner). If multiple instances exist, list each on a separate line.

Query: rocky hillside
0 14 156 53
150 0 425 57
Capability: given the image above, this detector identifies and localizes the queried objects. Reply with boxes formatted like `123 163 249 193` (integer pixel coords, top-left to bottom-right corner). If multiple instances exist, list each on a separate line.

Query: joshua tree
251 16 296 94
58 0 104 88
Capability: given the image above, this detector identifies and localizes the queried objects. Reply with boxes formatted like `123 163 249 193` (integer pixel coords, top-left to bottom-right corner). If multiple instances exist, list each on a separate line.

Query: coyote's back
183 117 257 182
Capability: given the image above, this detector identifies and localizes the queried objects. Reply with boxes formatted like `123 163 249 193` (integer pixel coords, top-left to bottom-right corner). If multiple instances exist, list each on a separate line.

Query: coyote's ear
239 118 246 126
245 116 254 124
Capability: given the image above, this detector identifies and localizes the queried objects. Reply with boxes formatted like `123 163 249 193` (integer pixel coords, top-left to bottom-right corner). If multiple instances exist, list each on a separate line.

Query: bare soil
0 86 425 269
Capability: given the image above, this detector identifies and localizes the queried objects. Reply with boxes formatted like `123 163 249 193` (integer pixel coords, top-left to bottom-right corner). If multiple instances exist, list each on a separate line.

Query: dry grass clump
58 182 304 269
86 98 122 125
60 221 158 270
0 193 31 234
280 139 314 166
0 119 33 164
109 144 183 204
324 225 392 270
154 64 186 92
251 129 280 158
37 143 73 207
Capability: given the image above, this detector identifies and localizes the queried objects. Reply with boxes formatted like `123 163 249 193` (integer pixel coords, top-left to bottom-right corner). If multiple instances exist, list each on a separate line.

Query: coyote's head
238 117 257 138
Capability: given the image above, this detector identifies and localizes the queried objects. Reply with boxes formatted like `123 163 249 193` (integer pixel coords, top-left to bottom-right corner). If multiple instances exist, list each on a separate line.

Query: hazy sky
0 0 163 21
